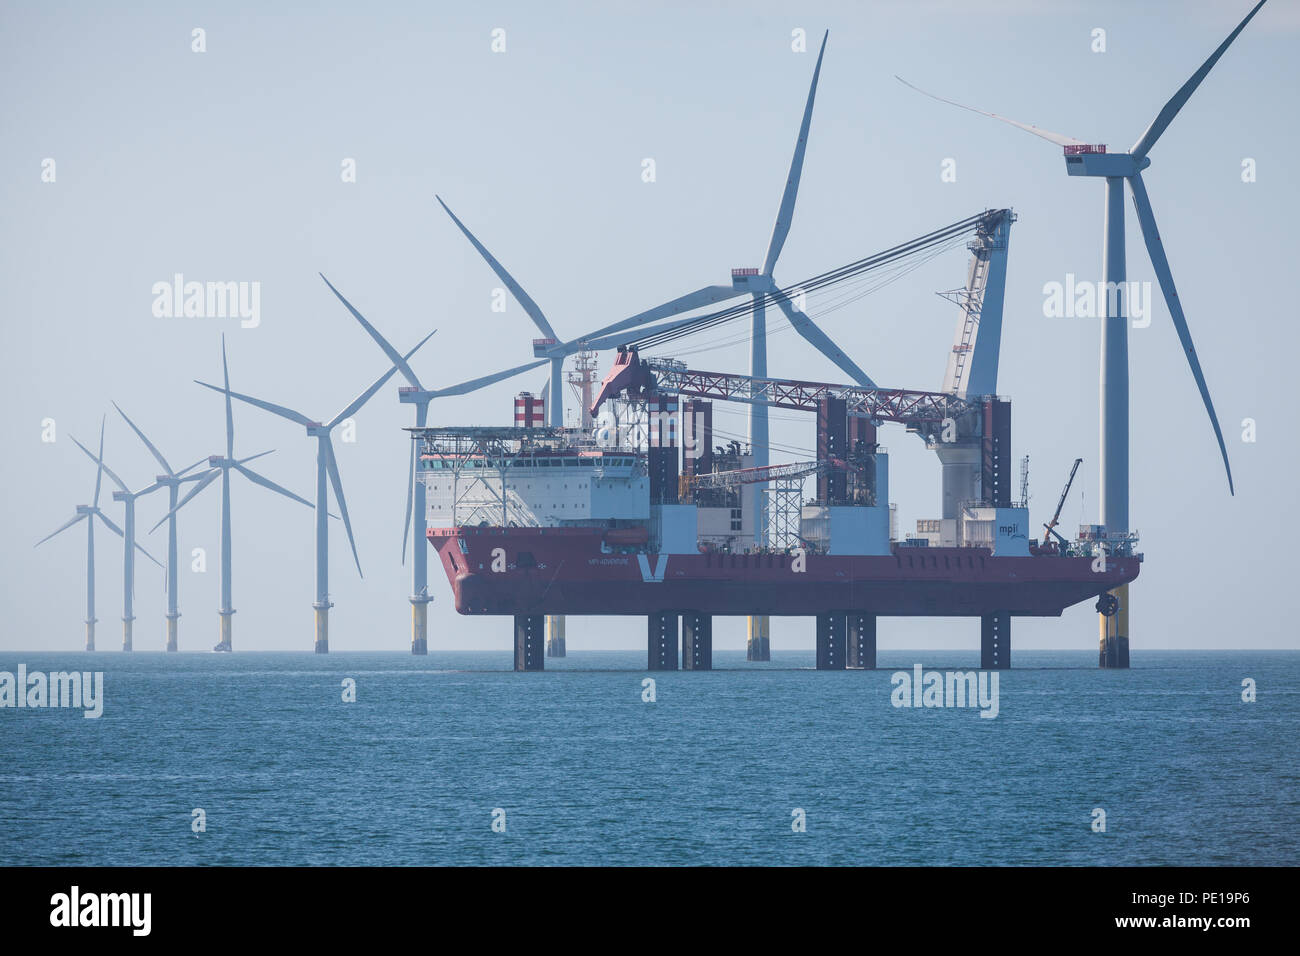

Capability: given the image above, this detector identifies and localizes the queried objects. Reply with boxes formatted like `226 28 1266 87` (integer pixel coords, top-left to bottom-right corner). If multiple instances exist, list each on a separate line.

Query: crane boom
683 457 852 493
1043 457 1083 546
590 347 974 429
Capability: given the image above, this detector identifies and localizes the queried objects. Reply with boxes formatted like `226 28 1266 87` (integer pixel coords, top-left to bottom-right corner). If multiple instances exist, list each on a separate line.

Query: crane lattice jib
645 360 974 427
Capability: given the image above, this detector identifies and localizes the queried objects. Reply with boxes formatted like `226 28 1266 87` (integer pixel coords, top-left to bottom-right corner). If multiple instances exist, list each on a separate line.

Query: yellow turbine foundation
1098 582 1130 668
546 615 566 657
314 606 329 654
747 615 770 661
411 602 428 655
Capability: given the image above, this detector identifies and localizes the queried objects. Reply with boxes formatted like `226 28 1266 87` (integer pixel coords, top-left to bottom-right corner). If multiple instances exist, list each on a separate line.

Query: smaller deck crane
1043 458 1083 547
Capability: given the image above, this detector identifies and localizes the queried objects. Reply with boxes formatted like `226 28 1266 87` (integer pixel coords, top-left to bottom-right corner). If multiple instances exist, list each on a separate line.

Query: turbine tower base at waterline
546 614 566 657
84 618 95 652
165 613 179 652
216 611 233 653
411 597 429 655
747 615 771 662
122 617 133 652
1099 582 1130 668
314 602 330 654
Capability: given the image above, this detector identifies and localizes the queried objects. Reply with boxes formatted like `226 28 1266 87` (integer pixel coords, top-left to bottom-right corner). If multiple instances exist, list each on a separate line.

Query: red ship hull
430 527 1140 617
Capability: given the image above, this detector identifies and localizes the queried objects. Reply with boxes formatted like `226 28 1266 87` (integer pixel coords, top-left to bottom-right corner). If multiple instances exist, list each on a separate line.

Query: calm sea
1 649 1296 866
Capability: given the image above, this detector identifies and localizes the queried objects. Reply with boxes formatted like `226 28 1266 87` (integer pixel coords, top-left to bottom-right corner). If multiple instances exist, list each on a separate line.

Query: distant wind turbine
36 416 156 651
196 329 435 653
152 335 314 652
111 402 211 651
68 432 170 651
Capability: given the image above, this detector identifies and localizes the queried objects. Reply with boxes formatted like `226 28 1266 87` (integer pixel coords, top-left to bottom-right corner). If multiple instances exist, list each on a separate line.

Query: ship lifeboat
603 527 649 547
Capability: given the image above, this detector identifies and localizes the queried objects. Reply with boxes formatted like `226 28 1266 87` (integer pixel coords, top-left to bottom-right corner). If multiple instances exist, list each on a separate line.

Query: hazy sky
3 0 1296 653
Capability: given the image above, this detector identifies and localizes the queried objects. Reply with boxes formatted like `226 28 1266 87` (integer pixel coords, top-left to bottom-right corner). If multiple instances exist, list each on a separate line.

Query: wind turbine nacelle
76 505 93 515
1063 148 1148 178
730 269 775 293
112 490 128 502
532 337 559 358
208 455 225 467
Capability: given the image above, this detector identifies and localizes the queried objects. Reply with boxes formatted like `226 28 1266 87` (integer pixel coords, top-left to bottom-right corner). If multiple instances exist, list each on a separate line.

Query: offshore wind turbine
196 329 435 653
68 434 168 651
320 274 548 654
112 402 211 651
153 335 314 652
35 417 154 651
900 0 1264 668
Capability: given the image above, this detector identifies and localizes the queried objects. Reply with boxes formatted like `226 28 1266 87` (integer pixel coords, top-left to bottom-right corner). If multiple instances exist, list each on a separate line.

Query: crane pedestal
647 612 679 670
981 612 1010 670
681 612 712 670
816 613 846 670
514 614 544 671
848 613 877 669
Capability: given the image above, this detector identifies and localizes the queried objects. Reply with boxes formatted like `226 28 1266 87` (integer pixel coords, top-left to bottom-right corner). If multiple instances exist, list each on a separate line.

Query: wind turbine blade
70 434 129 494
113 402 173 475
92 512 164 570
1130 0 1268 159
221 335 234 458
93 416 106 507
319 273 426 390
94 510 126 539
149 469 219 533
580 285 747 342
582 312 717 352
402 441 414 565
235 450 274 466
430 358 549 398
763 30 827 276
196 380 315 428
323 440 363 577
233 463 315 509
1127 174 1233 493
177 455 211 478
330 329 435 427
435 195 558 340
772 292 876 388
35 512 86 547
895 75 1086 148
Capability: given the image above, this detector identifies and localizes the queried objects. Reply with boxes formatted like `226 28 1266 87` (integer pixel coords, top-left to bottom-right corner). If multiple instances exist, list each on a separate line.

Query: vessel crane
1043 458 1083 547
682 456 856 495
